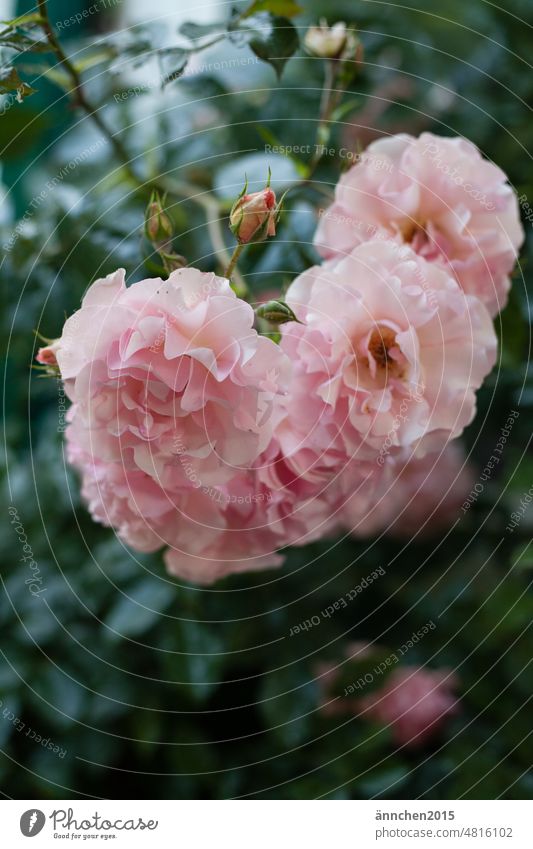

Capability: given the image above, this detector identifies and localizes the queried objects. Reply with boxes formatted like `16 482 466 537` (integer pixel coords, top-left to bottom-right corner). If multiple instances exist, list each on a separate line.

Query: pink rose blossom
278 239 496 479
343 443 474 538
57 267 289 486
55 267 305 583
162 445 344 584
67 419 343 583
359 667 459 748
314 132 524 316
66 415 173 554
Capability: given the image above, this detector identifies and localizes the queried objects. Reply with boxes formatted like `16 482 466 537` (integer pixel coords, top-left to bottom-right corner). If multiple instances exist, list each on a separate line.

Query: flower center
369 325 397 366
361 324 406 383
400 219 425 244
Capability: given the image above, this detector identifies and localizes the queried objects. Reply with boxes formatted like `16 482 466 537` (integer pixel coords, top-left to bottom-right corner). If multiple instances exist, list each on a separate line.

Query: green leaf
497 284 528 368
0 697 21 748
169 620 227 702
0 14 45 52
230 13 299 78
261 663 318 747
15 81 36 101
0 66 36 100
19 62 71 91
158 47 190 86
104 577 173 639
43 67 72 90
1 12 45 28
72 50 115 74
511 544 533 572
0 66 22 93
241 0 303 18
359 764 410 797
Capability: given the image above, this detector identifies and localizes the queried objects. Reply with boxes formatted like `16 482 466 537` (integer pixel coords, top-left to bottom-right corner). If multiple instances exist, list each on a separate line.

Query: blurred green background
1 0 532 799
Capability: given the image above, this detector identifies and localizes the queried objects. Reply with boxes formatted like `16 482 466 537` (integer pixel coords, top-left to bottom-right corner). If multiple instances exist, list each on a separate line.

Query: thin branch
37 0 135 177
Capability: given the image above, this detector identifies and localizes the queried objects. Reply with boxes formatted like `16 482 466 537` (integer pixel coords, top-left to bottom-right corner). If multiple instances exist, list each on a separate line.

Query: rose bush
3 0 531 802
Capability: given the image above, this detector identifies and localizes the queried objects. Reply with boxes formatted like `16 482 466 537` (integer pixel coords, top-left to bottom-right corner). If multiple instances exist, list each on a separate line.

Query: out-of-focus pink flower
230 187 277 244
278 239 496 480
359 667 459 747
314 133 524 316
343 443 474 538
36 339 61 366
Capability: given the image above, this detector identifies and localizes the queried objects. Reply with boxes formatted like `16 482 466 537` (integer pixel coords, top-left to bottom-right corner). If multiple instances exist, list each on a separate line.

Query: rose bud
145 190 173 244
304 20 348 59
229 184 277 245
36 339 60 367
255 299 300 325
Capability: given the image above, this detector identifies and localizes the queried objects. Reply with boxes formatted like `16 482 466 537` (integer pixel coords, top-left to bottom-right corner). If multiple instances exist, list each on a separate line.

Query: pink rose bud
36 339 60 366
229 186 277 245
145 191 173 244
304 20 348 59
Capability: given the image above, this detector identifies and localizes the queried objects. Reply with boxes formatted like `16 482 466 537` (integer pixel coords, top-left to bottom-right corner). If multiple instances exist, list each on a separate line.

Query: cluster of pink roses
39 133 523 584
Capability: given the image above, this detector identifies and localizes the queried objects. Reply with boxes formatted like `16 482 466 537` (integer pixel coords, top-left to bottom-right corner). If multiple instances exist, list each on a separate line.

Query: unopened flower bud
145 191 173 244
255 300 300 325
230 185 277 245
304 20 347 59
36 339 60 367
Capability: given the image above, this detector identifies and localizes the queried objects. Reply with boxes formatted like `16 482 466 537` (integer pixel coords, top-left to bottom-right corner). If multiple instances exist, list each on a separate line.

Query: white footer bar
1 800 531 848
